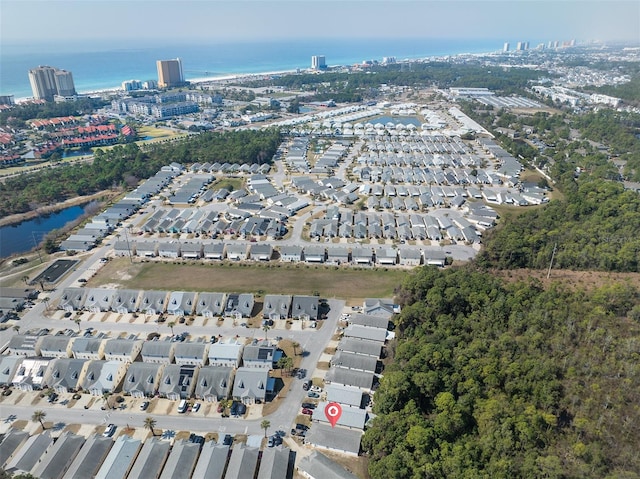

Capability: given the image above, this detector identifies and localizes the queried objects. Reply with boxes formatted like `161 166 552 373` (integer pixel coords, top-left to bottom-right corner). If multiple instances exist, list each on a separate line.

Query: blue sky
2 0 638 44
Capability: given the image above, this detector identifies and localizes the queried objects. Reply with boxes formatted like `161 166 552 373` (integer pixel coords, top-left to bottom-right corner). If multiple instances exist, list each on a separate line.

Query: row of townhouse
2 337 280 404
58 288 255 318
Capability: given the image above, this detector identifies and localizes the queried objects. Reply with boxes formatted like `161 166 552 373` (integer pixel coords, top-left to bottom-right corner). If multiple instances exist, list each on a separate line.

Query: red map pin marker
325 402 342 427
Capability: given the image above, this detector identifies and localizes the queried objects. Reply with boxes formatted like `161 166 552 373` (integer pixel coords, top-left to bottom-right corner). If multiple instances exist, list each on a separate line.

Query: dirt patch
492 268 640 291
320 449 371 479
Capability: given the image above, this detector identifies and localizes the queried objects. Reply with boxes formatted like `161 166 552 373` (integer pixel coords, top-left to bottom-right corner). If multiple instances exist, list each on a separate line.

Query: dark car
237 403 246 415
222 434 233 445
302 380 311 391
301 402 316 409
230 401 240 416
302 408 313 415
47 392 58 403
268 434 282 447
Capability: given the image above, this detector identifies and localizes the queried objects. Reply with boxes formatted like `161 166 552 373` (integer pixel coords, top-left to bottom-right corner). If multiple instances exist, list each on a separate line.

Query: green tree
261 419 271 438
144 417 157 436
32 410 46 429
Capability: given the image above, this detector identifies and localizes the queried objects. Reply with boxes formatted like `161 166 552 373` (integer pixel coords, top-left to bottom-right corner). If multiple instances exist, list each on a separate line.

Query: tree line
363 266 640 478
0 129 281 217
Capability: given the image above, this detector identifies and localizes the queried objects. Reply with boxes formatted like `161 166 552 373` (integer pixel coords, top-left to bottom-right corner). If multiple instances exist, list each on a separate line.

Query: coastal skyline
2 0 638 47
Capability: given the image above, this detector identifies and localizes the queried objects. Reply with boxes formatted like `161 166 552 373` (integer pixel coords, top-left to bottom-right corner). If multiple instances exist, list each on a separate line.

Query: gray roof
127 437 171 479
7 334 40 354
232 367 269 401
337 338 382 358
343 324 387 342
39 335 73 355
141 341 175 361
83 288 116 311
174 342 208 362
94 436 141 479
291 295 319 320
59 287 87 310
62 434 115 479
43 358 87 391
122 362 163 396
297 450 360 478
111 289 140 313
348 313 390 330
195 292 226 316
225 443 259 479
158 439 201 479
194 366 233 400
158 364 198 399
325 383 364 408
363 298 396 318
225 293 254 317
32 431 85 479
104 338 142 359
71 337 104 357
0 356 23 385
5 431 53 473
139 290 168 313
242 342 276 364
312 401 368 429
167 291 196 315
325 367 375 391
191 442 229 479
262 294 292 318
332 350 378 373
0 429 29 467
257 445 290 479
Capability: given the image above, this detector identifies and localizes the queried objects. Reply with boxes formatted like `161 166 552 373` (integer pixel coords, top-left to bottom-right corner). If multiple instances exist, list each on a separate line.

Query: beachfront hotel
156 58 185 88
28 66 77 101
311 55 326 70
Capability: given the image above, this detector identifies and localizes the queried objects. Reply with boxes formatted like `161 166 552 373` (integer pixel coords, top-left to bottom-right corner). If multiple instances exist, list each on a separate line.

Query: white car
309 385 322 393
103 424 116 437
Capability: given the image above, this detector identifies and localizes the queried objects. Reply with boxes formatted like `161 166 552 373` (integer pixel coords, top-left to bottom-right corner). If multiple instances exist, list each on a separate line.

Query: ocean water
1 38 504 99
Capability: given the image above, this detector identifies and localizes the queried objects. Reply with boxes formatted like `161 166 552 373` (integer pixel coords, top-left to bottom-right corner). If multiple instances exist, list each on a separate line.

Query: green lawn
92 258 408 300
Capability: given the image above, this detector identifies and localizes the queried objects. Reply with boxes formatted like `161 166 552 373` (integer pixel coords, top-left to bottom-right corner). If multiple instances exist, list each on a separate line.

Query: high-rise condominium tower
156 58 185 88
311 55 326 70
28 66 77 101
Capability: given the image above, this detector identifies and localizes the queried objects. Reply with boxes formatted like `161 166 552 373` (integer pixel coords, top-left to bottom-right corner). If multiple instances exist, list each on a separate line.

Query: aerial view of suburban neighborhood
1 1 639 478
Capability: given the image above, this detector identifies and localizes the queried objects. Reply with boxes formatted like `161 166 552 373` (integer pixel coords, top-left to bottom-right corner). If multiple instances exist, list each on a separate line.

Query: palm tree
74 317 81 332
143 417 157 436
292 341 300 356
167 321 176 336
21 275 30 285
261 419 271 438
32 410 46 429
262 324 270 340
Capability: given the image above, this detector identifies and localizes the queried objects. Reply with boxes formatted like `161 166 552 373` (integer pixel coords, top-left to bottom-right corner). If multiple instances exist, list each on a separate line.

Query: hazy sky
2 0 638 44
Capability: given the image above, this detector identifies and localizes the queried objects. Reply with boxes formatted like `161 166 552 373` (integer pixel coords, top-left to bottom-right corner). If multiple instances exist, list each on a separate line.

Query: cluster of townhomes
1 332 283 406
1 422 294 479
304 298 397 457
57 288 321 321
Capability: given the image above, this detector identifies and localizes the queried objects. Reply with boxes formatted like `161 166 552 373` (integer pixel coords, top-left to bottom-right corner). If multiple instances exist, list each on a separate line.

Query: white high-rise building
311 55 326 70
28 66 58 101
54 70 77 97
503 42 510 52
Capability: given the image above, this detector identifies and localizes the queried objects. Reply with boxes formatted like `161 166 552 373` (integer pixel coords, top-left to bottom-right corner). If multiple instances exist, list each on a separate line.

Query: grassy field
92 257 407 300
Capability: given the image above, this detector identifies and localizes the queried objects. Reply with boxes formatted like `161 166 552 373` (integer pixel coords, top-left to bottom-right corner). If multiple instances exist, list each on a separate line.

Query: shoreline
0 191 116 228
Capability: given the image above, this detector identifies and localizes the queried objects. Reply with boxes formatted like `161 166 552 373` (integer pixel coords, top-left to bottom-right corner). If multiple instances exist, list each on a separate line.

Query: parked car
301 402 316 409
309 385 322 393
302 380 311 391
301 408 313 416
230 401 240 416
268 435 282 447
140 401 150 411
102 424 116 437
307 391 320 398
237 403 246 415
192 402 201 413
222 434 233 445
177 399 188 413
47 393 58 403
217 403 225 413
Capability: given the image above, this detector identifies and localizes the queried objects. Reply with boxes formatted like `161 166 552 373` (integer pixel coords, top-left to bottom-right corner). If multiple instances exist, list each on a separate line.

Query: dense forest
0 129 281 217
239 63 547 100
363 266 640 478
476 178 640 272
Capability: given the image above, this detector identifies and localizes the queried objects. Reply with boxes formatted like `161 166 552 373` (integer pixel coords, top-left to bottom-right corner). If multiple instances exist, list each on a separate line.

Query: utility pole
547 242 557 279
32 231 43 263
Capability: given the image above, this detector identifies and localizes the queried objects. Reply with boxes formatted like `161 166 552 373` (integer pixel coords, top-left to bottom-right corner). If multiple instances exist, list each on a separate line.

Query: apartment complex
311 55 326 70
156 58 185 88
28 66 77 101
